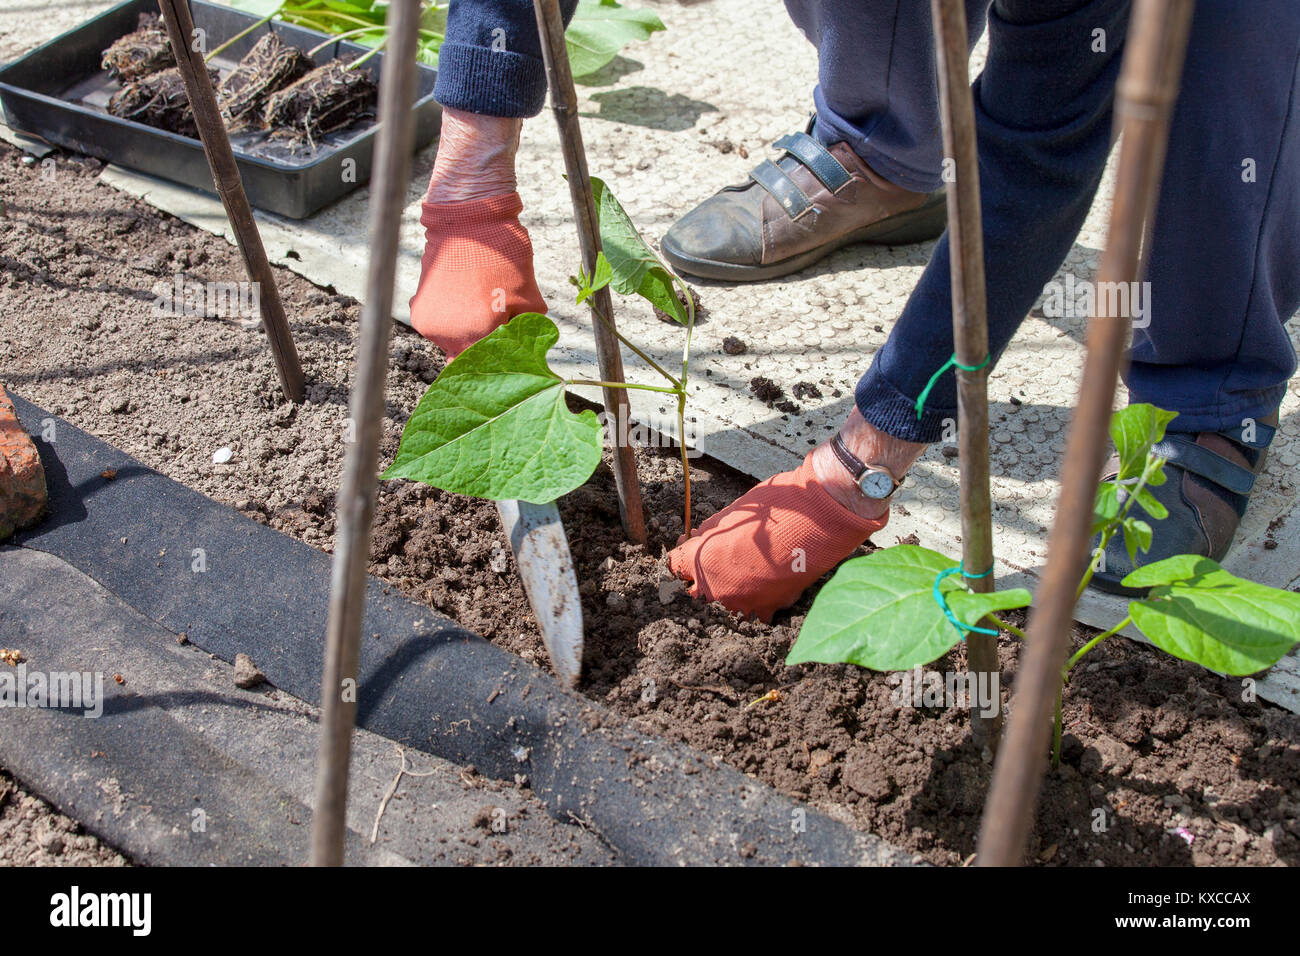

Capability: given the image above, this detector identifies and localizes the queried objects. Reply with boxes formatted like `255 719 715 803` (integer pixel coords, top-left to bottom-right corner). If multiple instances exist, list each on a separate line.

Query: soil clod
748 376 783 405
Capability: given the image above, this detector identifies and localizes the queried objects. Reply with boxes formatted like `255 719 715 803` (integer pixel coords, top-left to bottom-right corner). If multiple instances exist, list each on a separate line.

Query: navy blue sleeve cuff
433 42 549 118
855 365 949 445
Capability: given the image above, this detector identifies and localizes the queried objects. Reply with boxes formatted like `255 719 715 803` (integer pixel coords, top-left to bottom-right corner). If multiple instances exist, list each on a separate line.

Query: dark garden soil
3 142 1298 866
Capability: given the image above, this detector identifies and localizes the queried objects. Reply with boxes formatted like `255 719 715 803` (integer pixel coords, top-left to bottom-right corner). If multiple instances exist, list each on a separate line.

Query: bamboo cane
931 0 1001 749
310 0 422 867
532 0 647 545
155 0 305 403
976 0 1196 866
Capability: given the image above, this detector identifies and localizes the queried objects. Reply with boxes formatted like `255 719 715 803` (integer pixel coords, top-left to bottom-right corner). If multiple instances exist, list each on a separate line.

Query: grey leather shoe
661 124 946 282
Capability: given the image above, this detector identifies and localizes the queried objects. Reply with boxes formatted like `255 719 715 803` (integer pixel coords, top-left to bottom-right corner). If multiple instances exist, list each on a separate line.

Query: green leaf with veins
381 313 602 503
565 0 666 78
590 176 687 323
787 546 1032 671
1121 517 1153 565
1131 485 1169 521
1111 403 1178 480
1124 555 1300 675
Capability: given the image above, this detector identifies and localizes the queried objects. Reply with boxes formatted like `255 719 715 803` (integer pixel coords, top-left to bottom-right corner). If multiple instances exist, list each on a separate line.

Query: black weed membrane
262 60 377 149
218 32 314 132
106 66 217 138
100 12 174 83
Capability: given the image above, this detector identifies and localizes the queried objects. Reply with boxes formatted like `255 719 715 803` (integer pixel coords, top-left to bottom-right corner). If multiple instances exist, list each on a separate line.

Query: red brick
0 383 46 539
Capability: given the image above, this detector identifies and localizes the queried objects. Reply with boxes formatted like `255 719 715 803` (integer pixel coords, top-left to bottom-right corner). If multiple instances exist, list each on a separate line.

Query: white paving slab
5 0 1298 710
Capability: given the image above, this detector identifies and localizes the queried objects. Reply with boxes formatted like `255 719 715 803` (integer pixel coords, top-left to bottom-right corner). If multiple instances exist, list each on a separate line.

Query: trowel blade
495 499 584 688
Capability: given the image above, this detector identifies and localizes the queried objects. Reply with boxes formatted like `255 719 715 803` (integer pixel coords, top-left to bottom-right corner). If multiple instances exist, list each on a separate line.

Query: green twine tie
932 563 998 640
914 352 992 420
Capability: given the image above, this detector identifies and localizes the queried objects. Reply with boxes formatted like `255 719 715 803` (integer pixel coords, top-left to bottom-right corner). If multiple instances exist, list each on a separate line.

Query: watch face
858 469 894 499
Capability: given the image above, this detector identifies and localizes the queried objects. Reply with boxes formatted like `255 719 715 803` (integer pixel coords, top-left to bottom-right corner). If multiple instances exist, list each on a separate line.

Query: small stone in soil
233 653 266 689
37 828 65 855
657 578 685 604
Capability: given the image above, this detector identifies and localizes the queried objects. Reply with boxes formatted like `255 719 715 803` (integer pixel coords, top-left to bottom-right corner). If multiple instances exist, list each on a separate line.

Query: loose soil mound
1 771 128 866
2 144 1297 866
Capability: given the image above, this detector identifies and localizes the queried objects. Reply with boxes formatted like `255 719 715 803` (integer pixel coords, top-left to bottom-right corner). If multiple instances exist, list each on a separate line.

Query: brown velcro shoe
661 124 946 282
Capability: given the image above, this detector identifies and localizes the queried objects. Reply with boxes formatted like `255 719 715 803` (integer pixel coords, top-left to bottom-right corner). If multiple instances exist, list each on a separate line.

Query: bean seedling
785 403 1300 765
383 178 698 531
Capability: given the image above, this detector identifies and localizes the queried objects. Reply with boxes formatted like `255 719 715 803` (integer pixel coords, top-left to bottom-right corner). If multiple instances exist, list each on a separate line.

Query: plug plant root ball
101 12 174 83
218 32 315 132
262 60 377 147
107 66 219 138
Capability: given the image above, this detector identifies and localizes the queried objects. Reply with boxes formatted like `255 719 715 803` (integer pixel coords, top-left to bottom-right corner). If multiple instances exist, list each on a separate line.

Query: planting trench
2 144 1299 865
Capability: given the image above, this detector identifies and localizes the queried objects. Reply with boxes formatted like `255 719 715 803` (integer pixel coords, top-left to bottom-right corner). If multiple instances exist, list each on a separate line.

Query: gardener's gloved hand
668 410 926 622
409 107 546 359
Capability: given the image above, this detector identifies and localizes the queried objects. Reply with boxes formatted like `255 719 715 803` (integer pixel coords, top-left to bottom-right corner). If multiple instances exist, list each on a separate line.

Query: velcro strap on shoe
1216 420 1276 450
749 159 813 220
1152 436 1256 497
774 131 853 192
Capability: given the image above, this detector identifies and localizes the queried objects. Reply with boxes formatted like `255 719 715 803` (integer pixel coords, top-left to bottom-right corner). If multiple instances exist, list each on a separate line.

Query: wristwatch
831 433 904 500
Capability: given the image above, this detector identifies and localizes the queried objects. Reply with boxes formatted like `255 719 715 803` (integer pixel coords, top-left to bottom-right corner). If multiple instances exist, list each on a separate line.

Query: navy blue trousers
438 0 1300 443
798 0 1300 441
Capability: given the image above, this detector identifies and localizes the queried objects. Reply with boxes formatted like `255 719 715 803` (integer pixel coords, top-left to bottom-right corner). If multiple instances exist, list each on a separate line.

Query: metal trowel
495 499 584 687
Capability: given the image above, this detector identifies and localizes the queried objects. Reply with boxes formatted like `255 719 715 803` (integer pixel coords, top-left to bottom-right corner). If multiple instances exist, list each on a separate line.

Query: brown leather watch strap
831 432 866 481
